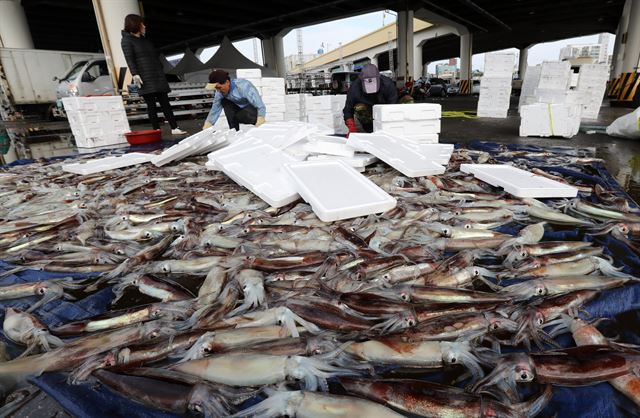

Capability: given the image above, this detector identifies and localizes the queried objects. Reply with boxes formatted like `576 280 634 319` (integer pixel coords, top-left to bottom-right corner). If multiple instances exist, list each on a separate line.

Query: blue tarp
1 141 639 417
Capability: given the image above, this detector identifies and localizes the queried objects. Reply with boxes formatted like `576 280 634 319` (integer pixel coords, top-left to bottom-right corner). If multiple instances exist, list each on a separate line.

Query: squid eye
202 346 212 354
400 293 409 301
121 216 127 221
243 228 250 234
144 231 152 238
473 268 480 277
406 317 416 327
349 227 356 232
37 287 46 295
535 287 545 295
162 265 170 273
218 225 224 231
242 285 248 291
537 317 544 325
313 348 322 355
149 331 159 339
442 228 450 236
190 404 203 413
520 251 527 258
491 322 499 330
450 356 457 363
464 224 472 229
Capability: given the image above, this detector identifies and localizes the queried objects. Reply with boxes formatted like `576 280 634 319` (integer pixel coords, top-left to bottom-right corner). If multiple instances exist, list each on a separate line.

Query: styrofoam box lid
373 103 441 122
236 69 262 78
283 160 396 222
306 153 378 168
215 144 300 207
302 135 355 157
460 164 578 198
403 143 454 165
63 152 153 175
245 123 310 149
349 132 446 177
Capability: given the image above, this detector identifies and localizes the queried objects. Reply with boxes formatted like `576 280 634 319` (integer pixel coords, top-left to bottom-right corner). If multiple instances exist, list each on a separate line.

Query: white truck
0 48 110 121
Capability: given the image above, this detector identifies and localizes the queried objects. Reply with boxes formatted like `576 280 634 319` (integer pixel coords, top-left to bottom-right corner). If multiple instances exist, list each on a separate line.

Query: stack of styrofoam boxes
285 94 312 122
262 77 286 122
305 95 334 129
575 64 609 119
519 102 581 138
518 64 542 111
330 95 348 135
372 103 441 144
531 61 573 105
477 53 515 118
62 96 130 148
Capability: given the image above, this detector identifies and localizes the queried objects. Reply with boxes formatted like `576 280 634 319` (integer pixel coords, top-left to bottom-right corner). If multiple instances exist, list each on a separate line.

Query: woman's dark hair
124 14 143 33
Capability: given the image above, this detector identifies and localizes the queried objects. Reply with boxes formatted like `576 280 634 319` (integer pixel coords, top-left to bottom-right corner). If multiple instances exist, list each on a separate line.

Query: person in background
202 70 266 131
121 14 186 135
343 63 398 135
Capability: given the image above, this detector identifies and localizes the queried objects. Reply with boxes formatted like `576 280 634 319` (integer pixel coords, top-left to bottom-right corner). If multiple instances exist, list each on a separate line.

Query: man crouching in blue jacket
203 69 266 131
343 64 398 135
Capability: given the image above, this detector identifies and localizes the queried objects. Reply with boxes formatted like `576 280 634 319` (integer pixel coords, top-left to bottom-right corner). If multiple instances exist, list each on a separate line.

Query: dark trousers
222 98 257 131
354 102 373 133
142 92 177 130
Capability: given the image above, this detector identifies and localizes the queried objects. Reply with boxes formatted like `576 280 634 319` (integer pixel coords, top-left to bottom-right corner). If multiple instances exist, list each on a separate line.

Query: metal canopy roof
22 0 625 59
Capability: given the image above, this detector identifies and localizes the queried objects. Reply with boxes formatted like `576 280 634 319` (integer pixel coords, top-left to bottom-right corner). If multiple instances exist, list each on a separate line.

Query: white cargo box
267 103 286 113
373 119 441 135
461 164 578 198
62 152 153 175
306 153 378 168
349 132 446 177
261 77 285 88
302 136 355 157
283 160 396 222
480 77 512 89
373 103 441 122
519 103 581 138
305 96 332 108
236 68 262 78
214 144 300 208
62 96 124 112
262 95 286 105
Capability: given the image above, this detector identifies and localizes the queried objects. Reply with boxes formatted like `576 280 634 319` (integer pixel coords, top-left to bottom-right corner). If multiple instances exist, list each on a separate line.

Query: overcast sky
178 11 616 72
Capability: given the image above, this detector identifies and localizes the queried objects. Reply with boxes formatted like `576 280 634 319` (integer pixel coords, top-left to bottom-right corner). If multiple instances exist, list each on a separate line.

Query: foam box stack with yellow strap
519 102 581 139
477 53 515 118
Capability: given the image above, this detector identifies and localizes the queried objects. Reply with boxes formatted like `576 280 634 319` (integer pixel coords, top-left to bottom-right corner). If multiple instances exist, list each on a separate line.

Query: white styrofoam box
307 153 378 168
267 112 285 121
152 128 228 166
245 78 262 88
398 133 439 144
333 116 348 135
532 88 568 104
538 75 571 90
307 114 334 126
283 160 396 222
403 143 454 165
518 65 542 111
373 103 441 122
484 53 516 77
461 164 578 198
305 95 332 108
262 95 286 105
480 77 512 89
244 123 310 149
75 134 127 149
282 142 311 161
267 103 286 113
285 94 312 103
302 136 355 157
373 119 441 135
479 87 511 100
62 96 125 112
261 77 285 88
262 87 285 96
330 95 347 112
519 103 581 138
540 61 571 77
477 108 509 118
236 69 262 79
214 144 300 208
349 132 446 177
63 153 153 175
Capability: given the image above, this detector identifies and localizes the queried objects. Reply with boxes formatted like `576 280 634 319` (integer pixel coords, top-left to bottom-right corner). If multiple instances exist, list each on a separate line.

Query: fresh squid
3 308 64 356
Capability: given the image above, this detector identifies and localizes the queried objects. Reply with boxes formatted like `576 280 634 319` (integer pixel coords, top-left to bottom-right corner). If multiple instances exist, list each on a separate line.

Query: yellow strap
548 103 555 136
442 111 478 119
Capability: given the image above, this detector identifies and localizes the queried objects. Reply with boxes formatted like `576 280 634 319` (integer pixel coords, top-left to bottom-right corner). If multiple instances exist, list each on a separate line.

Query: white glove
132 75 143 88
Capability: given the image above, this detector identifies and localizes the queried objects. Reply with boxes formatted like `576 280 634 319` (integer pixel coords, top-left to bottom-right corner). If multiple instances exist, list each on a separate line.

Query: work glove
132 75 143 88
256 116 266 127
345 118 358 137
202 120 212 130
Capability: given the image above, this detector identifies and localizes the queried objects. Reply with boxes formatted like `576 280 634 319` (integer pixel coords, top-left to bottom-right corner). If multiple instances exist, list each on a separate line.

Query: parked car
54 58 114 117
427 78 448 97
446 82 460 95
472 79 481 95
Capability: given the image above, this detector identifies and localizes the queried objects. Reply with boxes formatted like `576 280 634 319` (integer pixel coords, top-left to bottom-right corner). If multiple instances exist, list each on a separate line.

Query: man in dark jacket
121 14 186 135
343 64 398 134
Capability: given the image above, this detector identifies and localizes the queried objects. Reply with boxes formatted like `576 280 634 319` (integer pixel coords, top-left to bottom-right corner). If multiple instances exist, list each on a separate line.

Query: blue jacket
205 79 266 125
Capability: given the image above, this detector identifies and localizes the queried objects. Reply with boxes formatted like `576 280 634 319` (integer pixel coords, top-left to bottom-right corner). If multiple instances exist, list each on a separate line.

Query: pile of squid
0 144 639 418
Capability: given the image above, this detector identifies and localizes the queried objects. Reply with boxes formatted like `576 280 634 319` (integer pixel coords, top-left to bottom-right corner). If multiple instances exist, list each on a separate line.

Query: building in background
285 53 319 72
559 33 610 63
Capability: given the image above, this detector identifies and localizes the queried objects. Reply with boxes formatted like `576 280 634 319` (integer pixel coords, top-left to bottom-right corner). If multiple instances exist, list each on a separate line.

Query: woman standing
121 14 186 135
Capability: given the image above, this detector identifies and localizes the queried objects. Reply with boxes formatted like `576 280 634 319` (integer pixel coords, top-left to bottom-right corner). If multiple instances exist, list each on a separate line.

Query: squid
500 276 630 301
472 345 640 403
341 377 553 418
3 308 64 356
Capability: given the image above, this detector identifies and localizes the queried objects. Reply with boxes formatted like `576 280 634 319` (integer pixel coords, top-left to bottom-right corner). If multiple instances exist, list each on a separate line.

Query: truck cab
54 59 114 116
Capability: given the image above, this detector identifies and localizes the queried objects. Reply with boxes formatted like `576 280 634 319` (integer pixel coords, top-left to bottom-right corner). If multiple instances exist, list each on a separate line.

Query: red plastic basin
125 129 162 145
